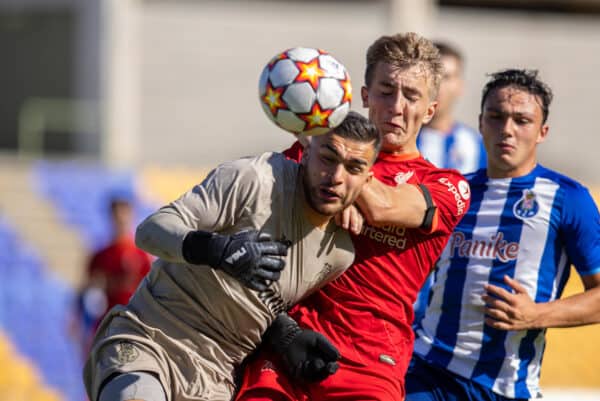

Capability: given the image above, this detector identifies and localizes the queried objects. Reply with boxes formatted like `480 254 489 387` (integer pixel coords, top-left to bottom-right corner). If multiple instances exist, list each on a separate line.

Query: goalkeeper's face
301 133 375 216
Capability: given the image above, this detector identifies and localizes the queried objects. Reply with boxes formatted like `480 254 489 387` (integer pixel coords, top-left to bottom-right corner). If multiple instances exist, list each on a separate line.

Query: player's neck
113 228 130 239
302 202 333 230
427 113 455 134
381 142 419 157
487 159 538 179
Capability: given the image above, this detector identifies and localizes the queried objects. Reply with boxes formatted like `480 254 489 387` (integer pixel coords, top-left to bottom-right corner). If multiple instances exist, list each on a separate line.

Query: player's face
479 86 549 178
361 62 437 155
435 55 463 118
111 201 134 236
302 133 375 216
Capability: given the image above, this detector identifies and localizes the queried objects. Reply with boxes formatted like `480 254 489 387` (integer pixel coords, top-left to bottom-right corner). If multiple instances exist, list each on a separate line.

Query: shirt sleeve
561 184 600 276
419 168 471 235
135 157 264 262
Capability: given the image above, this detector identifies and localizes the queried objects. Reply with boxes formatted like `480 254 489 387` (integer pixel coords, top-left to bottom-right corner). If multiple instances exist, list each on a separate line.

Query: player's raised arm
484 184 600 330
135 159 263 262
355 180 428 228
356 169 470 232
135 159 289 291
483 273 600 331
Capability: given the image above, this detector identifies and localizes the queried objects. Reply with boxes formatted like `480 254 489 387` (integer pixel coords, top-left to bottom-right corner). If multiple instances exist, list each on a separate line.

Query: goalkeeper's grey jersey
84 152 355 401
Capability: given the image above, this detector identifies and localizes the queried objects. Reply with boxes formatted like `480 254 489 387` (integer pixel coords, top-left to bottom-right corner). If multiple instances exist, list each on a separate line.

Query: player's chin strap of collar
418 184 437 231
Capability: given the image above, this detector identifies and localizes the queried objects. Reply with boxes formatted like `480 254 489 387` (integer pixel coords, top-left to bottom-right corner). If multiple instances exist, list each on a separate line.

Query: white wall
138 0 387 167
432 7 600 184
135 1 600 185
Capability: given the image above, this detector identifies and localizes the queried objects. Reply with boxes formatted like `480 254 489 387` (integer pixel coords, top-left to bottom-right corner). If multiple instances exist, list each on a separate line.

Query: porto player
407 69 600 401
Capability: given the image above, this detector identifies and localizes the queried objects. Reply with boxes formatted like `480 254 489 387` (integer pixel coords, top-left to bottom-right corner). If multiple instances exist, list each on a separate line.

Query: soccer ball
258 47 352 136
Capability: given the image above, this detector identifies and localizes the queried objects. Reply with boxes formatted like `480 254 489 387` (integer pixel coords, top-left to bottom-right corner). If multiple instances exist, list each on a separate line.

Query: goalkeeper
83 112 381 401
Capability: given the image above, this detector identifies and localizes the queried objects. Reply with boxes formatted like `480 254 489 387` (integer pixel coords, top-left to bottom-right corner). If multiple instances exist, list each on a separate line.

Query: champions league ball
259 47 352 136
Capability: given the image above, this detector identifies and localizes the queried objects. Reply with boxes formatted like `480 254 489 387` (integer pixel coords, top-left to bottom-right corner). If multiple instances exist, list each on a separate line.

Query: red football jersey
285 142 470 377
88 237 151 310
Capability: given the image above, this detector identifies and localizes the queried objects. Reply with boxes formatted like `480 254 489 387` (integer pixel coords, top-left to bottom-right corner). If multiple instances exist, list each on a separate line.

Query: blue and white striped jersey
417 122 487 174
413 164 600 399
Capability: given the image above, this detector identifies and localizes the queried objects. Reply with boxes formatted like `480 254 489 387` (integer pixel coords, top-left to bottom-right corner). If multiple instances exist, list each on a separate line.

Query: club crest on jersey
313 262 335 286
513 189 539 220
115 341 139 364
394 170 414 185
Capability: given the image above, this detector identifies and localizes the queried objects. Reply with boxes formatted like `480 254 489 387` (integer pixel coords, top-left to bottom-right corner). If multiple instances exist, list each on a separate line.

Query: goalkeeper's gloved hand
266 313 340 382
182 229 289 291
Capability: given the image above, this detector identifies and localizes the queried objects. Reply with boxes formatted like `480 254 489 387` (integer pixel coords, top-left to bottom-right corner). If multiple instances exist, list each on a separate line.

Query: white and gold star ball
258 47 352 136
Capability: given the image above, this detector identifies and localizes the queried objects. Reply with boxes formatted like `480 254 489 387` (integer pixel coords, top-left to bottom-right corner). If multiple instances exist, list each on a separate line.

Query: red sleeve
138 249 152 276
419 168 470 235
282 141 303 163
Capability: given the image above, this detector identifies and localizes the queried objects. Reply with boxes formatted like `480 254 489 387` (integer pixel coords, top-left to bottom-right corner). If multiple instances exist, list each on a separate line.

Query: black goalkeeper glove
266 313 340 382
182 229 289 291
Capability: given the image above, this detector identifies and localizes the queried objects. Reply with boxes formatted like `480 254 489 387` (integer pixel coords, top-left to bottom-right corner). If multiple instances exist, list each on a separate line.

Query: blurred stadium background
0 0 599 400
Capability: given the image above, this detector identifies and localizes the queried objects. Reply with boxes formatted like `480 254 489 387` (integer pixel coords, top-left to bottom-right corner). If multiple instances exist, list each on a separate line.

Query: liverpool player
235 32 470 401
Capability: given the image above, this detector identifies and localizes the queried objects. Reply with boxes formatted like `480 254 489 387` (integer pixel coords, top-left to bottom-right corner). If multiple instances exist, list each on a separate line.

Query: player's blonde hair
364 32 443 98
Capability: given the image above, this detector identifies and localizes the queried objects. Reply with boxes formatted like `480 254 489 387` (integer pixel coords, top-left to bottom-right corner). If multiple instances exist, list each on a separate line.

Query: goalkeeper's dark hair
332 111 381 157
481 69 553 123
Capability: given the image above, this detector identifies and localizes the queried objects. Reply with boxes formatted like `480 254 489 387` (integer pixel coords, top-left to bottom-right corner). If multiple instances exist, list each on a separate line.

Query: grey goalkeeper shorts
98 371 167 401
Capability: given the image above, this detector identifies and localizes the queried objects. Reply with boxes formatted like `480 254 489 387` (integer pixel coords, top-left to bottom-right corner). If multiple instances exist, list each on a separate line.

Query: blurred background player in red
235 32 470 401
73 191 151 355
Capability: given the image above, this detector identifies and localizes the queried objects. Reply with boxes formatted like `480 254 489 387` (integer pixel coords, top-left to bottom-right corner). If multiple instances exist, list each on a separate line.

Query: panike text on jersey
417 122 486 174
83 153 355 401
414 164 600 399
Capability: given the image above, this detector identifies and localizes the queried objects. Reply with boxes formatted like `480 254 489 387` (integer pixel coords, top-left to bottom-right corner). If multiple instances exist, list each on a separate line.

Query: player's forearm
356 180 426 228
532 286 600 329
135 207 190 263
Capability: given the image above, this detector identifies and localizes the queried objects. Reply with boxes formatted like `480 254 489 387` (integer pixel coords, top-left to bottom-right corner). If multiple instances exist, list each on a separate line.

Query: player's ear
457 72 465 97
537 124 549 144
361 86 369 108
422 100 438 125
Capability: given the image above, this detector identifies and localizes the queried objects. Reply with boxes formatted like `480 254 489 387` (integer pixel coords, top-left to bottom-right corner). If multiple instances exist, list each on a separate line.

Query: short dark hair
433 41 464 65
481 69 553 123
332 111 381 156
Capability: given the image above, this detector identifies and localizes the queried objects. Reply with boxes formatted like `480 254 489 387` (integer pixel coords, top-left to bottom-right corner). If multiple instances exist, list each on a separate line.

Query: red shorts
235 350 405 401
235 298 410 401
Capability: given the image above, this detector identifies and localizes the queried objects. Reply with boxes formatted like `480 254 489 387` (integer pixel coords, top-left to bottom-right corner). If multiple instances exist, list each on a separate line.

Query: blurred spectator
414 41 486 324
72 191 151 355
417 41 486 174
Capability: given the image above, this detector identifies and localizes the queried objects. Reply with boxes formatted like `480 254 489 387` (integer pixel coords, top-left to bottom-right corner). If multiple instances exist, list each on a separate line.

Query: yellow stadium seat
139 165 212 205
0 332 65 401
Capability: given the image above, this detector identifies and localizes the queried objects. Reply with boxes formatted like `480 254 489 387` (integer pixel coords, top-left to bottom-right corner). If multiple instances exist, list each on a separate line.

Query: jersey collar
376 151 421 163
